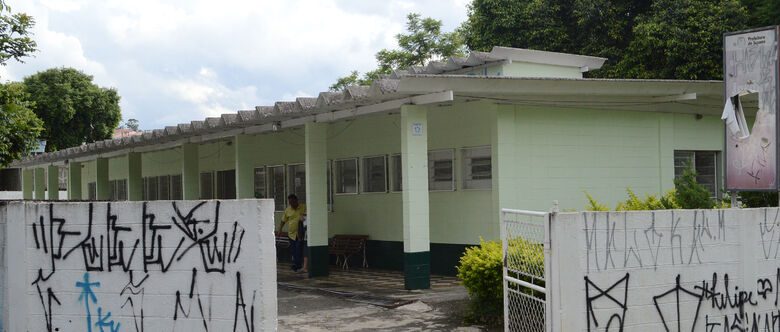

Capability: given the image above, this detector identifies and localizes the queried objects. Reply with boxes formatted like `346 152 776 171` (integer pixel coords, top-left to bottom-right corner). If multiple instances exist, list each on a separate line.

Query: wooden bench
329 234 368 269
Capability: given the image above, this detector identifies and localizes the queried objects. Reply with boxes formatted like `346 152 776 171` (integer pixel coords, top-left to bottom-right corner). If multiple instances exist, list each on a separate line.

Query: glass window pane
268 166 285 211
199 172 213 199
158 175 170 200
170 175 182 200
147 176 159 200
429 150 454 191
335 159 358 194
287 164 306 203
216 169 236 199
254 167 266 198
363 156 387 193
463 146 492 189
391 154 402 192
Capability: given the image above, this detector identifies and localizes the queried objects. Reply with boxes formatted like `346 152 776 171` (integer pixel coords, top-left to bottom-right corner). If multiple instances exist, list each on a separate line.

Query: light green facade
46 102 723 246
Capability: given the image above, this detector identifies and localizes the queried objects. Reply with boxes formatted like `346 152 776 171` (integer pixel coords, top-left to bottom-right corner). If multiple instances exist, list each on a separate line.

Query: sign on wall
1 200 277 332
723 26 780 190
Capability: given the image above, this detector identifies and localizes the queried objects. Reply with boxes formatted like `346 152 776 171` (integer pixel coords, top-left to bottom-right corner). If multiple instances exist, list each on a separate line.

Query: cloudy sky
3 0 469 130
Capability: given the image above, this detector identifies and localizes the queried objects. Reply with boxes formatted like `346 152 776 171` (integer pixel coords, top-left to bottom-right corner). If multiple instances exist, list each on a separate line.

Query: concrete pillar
401 104 430 290
68 162 82 200
127 152 142 201
235 134 254 199
182 143 199 200
305 122 329 277
33 168 45 200
47 165 59 200
95 158 109 200
22 168 33 200
492 106 518 234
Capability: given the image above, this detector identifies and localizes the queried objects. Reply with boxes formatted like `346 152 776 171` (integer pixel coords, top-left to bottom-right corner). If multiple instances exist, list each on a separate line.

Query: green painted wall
499 105 724 214
108 155 128 180
142 148 183 177
70 100 725 248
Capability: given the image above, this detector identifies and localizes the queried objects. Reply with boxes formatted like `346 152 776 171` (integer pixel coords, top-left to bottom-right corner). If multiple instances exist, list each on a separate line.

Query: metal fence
501 208 551 332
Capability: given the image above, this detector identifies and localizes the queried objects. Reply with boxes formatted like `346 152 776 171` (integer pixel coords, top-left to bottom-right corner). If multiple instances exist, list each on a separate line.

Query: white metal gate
501 208 551 332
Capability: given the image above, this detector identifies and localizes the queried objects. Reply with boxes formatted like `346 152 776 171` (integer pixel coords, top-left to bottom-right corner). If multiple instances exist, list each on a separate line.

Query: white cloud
4 0 468 130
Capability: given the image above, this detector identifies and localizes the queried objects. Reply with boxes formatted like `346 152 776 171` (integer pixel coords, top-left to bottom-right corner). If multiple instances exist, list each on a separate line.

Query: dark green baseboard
404 251 430 290
276 240 474 277
308 245 328 277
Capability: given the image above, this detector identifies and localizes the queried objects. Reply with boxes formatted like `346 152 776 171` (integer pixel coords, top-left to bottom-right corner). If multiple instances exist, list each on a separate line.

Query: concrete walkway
277 265 496 331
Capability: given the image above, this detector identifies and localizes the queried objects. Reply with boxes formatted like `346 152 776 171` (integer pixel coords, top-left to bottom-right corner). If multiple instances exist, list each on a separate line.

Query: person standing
278 194 307 272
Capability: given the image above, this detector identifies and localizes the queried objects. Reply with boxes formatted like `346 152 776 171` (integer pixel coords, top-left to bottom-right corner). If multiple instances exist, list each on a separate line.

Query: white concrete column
46 165 59 200
22 168 33 200
95 158 109 200
33 168 45 200
305 122 329 277
235 134 254 199
68 162 82 200
401 104 430 290
182 143 199 200
127 152 142 201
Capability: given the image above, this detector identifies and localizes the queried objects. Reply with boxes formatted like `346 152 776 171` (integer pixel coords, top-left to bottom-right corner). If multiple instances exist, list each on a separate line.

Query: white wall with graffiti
549 208 780 331
0 199 277 332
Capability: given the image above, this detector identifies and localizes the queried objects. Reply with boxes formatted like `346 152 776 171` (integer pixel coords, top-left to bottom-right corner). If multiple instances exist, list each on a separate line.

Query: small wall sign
412 123 423 136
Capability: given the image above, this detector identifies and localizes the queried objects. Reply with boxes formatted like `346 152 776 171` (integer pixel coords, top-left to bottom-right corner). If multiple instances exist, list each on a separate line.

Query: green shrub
457 238 503 323
457 237 545 326
674 162 713 209
616 187 678 210
740 191 777 207
584 190 609 211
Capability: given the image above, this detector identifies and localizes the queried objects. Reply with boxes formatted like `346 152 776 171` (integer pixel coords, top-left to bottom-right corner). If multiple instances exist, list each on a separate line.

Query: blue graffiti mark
95 307 121 332
76 272 100 332
76 273 120 332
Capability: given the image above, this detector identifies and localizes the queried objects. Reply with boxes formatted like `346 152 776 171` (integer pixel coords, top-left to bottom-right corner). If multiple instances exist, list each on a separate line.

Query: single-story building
9 46 730 289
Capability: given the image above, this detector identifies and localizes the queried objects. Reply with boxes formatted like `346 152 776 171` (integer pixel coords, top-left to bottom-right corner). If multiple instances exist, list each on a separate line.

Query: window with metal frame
200 172 214 199
88 182 97 200
674 150 722 199
334 158 358 194
390 154 402 192
170 174 183 200
287 163 306 204
327 160 333 211
147 176 159 200
363 155 387 193
158 175 170 200
254 167 267 198
462 146 492 190
216 169 236 199
268 165 285 211
429 149 455 191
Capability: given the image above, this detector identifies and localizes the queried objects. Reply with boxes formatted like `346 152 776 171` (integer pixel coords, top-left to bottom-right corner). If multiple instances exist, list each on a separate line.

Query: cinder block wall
0 199 277 331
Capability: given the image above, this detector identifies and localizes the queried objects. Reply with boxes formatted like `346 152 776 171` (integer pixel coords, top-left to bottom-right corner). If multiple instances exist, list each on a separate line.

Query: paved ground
276 264 498 331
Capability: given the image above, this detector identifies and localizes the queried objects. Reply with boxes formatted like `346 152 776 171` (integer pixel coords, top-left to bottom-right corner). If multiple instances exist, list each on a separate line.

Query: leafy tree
23 68 121 151
0 0 36 68
460 0 757 79
615 0 748 80
331 13 466 91
741 0 780 27
0 82 42 167
124 118 139 131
